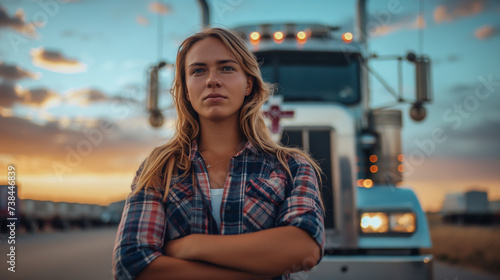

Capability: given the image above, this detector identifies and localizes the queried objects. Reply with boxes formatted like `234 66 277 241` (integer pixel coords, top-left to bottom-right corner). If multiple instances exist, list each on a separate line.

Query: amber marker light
370 165 378 173
297 31 307 40
273 31 284 43
369 155 378 163
250 32 260 40
398 154 404 162
363 179 373 188
296 31 307 44
357 179 364 187
342 32 353 43
398 165 404 172
249 32 260 45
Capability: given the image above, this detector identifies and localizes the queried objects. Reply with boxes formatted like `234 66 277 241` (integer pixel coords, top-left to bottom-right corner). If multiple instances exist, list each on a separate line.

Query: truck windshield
257 51 361 104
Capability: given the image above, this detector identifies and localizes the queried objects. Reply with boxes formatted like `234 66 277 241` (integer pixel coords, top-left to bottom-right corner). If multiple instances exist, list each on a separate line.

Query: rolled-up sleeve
113 161 167 280
276 156 326 263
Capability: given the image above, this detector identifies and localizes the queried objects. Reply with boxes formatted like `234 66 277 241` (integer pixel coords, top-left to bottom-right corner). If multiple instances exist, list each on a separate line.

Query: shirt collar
189 139 259 161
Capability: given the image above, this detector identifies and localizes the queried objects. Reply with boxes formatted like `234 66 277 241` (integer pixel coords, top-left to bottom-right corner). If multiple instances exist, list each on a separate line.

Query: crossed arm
136 226 320 279
119 160 324 280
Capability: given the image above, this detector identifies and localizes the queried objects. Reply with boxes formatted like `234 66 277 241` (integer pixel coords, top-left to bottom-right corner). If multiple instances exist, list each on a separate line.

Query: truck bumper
291 254 433 280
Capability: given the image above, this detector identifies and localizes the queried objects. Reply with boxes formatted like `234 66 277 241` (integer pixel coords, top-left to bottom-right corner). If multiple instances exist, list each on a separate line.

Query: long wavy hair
132 27 323 208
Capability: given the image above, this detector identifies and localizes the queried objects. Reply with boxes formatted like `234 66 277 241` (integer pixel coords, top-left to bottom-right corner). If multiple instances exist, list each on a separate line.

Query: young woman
113 27 325 280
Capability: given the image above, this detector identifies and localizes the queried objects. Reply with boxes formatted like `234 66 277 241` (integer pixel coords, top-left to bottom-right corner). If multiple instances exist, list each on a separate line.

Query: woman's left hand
164 235 197 260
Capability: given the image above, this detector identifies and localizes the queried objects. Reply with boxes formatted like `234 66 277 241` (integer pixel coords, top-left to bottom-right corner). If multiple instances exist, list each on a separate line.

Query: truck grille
281 128 335 229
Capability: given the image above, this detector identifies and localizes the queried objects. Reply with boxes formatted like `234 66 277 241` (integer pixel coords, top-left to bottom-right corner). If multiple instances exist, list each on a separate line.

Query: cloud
30 48 87 73
0 115 94 165
435 120 500 159
370 13 426 37
67 88 107 106
448 84 474 95
405 78 500 161
0 114 159 176
110 95 141 105
433 0 494 23
475 25 499 40
453 119 500 144
0 116 79 155
149 2 171 15
0 82 23 107
136 15 149 26
0 62 40 81
338 10 428 38
1 83 141 115
22 88 60 107
0 6 39 37
66 88 140 107
0 82 61 108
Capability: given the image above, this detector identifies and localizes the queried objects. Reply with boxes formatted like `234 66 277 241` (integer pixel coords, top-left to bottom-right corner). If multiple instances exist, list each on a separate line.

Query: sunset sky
0 0 499 211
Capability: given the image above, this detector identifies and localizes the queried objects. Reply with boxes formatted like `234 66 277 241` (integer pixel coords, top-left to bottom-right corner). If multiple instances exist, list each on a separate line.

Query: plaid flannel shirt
113 140 325 280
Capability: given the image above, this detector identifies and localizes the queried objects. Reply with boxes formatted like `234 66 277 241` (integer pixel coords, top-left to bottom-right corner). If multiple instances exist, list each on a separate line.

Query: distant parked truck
53 202 87 229
20 199 56 231
2 184 126 232
0 185 20 233
441 190 493 224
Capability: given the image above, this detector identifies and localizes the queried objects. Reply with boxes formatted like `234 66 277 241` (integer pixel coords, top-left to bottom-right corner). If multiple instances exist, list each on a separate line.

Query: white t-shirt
210 188 224 229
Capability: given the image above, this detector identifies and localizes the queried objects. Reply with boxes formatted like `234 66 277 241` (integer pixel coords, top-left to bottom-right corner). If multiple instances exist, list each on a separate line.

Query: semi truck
146 1 434 279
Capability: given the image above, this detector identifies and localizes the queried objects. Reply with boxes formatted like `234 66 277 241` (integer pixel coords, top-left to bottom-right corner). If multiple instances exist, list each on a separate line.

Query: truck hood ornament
263 96 294 143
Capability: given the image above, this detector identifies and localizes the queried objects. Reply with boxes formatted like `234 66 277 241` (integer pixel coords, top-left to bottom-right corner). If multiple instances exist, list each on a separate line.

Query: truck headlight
360 212 416 234
390 213 416 233
360 212 389 233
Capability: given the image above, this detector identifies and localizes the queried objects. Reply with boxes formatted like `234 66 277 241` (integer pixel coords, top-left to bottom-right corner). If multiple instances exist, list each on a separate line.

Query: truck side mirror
147 62 167 128
147 67 159 113
405 53 431 122
416 56 432 104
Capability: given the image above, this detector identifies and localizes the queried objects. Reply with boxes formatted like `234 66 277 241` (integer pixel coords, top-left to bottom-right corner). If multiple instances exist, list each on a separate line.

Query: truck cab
234 22 434 280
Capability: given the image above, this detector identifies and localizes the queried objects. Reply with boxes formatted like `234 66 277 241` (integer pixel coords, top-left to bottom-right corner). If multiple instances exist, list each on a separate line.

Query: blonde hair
132 27 323 208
